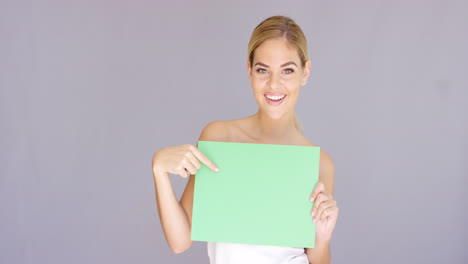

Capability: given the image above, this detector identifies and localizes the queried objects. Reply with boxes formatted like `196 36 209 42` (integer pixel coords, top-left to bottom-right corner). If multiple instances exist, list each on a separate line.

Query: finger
184 150 202 171
177 167 188 178
311 192 329 217
322 206 339 221
310 182 325 202
189 144 219 172
182 159 197 175
318 206 339 224
314 200 335 223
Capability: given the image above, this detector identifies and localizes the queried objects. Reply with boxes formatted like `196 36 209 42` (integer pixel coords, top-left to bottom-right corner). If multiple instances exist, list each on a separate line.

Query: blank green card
191 140 320 248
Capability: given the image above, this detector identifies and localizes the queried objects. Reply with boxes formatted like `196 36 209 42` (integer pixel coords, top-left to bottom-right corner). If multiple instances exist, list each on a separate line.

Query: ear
300 60 311 87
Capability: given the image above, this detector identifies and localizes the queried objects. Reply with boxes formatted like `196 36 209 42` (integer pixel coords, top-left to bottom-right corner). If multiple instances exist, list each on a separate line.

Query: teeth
266 94 286 100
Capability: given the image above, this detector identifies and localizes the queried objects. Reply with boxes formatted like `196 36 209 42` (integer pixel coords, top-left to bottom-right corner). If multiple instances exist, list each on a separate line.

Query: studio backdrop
1 0 467 263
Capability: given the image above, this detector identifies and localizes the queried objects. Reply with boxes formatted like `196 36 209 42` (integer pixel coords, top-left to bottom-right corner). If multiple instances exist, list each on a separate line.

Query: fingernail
215 168 219 172
310 197 314 202
312 210 315 217
313 218 317 223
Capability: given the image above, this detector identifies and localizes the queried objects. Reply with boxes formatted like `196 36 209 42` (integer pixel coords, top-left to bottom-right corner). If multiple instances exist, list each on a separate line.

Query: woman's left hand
309 181 339 243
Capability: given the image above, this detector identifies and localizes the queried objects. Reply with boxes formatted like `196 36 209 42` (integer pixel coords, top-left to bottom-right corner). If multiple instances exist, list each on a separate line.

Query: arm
306 240 331 264
153 168 192 254
305 150 335 264
153 121 226 254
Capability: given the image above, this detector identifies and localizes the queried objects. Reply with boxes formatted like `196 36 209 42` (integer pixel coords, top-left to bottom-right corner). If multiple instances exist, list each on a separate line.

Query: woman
152 15 339 264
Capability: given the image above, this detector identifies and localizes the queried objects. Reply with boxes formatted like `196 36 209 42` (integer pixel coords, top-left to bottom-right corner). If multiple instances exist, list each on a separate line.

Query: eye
256 68 267 74
283 68 294 74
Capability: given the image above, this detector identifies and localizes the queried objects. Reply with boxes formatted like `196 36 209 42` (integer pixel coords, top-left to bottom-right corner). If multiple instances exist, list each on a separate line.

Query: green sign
191 140 320 248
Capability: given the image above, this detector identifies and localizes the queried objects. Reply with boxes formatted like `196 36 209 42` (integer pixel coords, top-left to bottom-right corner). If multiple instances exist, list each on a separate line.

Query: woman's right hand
152 144 219 179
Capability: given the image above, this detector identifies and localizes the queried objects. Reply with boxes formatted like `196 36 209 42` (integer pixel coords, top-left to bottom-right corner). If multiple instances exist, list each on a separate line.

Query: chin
260 108 285 119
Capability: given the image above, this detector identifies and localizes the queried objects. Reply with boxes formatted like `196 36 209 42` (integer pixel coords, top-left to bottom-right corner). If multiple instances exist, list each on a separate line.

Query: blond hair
247 15 307 134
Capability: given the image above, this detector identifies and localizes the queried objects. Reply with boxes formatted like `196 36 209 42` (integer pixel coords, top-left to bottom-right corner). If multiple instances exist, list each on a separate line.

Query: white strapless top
207 241 309 264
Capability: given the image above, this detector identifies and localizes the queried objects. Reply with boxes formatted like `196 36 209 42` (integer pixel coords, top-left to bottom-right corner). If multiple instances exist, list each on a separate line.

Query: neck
252 109 298 141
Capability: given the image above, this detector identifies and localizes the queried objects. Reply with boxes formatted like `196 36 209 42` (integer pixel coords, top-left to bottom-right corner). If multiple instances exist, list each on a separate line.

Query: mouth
264 93 287 106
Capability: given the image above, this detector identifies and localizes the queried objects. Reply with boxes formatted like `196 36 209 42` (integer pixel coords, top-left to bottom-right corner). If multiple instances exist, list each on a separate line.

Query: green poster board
191 140 320 248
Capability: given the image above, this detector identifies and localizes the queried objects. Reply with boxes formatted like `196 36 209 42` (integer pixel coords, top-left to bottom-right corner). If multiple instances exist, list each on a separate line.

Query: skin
152 37 339 264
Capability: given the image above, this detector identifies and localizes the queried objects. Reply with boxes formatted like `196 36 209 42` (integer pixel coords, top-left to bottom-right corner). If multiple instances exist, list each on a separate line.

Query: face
247 37 311 119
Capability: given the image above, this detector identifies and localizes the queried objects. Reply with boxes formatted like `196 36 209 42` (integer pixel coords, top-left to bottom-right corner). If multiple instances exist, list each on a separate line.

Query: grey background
1 0 467 263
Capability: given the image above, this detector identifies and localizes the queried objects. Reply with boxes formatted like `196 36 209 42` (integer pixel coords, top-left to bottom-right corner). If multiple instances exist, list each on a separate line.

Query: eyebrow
254 61 297 68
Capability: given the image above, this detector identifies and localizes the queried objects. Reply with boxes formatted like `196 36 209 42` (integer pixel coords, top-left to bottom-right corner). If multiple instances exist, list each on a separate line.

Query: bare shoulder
303 138 335 196
198 120 232 143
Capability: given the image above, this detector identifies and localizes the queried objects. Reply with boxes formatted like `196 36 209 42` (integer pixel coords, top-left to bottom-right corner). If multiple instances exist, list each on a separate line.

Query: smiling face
247 37 311 119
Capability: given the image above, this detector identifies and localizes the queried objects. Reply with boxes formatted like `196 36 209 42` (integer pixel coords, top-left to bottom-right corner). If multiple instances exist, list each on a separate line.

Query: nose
269 71 283 90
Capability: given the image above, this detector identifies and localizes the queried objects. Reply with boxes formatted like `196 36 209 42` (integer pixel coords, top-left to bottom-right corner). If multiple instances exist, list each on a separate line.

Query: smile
264 93 287 106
